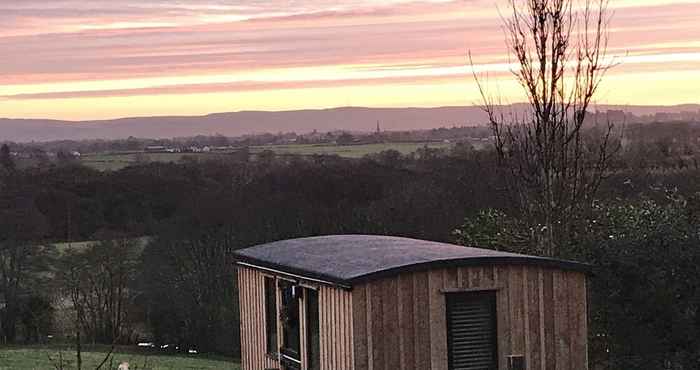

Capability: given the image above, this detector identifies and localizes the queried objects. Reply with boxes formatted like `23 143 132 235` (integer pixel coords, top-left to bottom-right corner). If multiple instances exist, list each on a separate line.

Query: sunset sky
1 0 699 120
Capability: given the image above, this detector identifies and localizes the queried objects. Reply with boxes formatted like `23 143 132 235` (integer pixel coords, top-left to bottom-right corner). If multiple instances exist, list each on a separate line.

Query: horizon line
2 102 700 123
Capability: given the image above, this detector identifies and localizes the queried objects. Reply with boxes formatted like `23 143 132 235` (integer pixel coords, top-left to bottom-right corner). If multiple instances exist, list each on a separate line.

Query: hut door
446 291 498 370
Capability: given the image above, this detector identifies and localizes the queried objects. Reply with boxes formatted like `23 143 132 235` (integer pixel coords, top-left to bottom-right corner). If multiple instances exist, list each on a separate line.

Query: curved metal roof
234 235 590 287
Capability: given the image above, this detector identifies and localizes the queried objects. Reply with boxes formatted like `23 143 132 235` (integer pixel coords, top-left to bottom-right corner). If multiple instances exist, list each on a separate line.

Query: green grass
51 237 151 254
0 347 240 370
250 142 452 158
79 152 193 171
79 152 235 171
78 142 454 171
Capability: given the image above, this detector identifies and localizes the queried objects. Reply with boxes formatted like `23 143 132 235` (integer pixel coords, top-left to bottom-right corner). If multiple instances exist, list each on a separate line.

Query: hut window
280 281 302 368
264 277 278 355
306 289 320 370
446 291 498 370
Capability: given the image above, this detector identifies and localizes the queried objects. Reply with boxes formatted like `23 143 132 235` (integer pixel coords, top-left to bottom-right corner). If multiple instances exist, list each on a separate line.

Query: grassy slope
0 347 240 370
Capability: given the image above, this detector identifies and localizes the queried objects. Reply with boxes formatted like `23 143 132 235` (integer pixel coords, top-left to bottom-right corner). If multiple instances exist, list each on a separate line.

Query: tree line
0 136 699 368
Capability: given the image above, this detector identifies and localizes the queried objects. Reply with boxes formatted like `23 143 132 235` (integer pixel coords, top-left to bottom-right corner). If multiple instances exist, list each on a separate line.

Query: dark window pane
264 277 278 355
306 289 320 370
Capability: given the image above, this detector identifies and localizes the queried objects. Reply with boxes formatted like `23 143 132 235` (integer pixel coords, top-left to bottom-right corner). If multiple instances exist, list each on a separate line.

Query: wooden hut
234 235 590 370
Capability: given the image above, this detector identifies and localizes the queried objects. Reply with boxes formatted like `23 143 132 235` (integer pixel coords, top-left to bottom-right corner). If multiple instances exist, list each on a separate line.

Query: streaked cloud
0 0 698 120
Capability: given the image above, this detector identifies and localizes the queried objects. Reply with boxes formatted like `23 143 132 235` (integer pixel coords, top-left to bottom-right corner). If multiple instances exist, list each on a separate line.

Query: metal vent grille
446 291 498 370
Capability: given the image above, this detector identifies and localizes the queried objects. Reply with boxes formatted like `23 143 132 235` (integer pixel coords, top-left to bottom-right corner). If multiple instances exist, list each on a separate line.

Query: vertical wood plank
543 269 556 370
253 270 258 367
244 269 251 369
400 274 416 370
237 269 246 369
327 288 333 370
483 265 495 286
554 270 571 370
397 275 406 370
340 290 348 370
353 285 368 370
526 267 543 370
510 266 525 356
257 272 263 368
383 278 400 369
370 281 384 370
257 272 264 368
366 283 374 370
251 270 258 369
331 289 343 369
444 268 458 290
348 292 355 370
538 269 546 370
496 266 510 370
413 272 430 370
570 273 587 370
457 267 464 288
330 288 335 370
326 288 332 370
523 267 531 370
319 288 326 370
465 267 474 288
260 273 267 367
428 270 446 370
470 266 483 287
344 290 350 370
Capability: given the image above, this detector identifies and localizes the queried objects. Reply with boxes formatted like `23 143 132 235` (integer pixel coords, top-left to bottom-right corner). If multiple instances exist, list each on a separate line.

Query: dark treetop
233 235 590 287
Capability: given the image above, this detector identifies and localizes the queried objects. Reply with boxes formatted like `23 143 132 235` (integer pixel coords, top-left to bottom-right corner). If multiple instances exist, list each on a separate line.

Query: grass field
0 347 240 370
252 142 452 158
79 142 453 171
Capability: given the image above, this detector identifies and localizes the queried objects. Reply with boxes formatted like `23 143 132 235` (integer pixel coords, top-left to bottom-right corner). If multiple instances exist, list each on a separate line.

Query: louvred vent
446 292 498 370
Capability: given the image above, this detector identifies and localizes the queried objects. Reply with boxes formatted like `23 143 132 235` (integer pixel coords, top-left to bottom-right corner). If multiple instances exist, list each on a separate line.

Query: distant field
0 347 240 370
79 152 218 171
251 142 452 158
52 237 151 254
250 143 452 158
79 142 453 171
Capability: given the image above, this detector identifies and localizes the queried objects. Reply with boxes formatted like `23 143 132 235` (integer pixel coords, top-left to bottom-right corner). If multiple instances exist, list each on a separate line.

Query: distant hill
1 104 698 142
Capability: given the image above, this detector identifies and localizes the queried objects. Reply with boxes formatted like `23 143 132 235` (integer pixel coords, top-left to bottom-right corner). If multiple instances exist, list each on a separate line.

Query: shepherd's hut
234 235 589 370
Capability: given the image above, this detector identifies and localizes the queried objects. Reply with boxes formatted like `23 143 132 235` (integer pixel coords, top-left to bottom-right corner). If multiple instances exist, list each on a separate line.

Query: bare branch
471 0 619 255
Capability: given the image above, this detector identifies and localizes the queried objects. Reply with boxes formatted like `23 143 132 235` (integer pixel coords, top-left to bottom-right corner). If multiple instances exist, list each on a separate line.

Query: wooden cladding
318 286 354 370
238 266 279 370
240 263 587 370
351 265 588 370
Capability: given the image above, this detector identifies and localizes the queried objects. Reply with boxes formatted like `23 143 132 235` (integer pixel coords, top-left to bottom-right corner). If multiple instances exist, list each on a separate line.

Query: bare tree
0 194 51 343
60 239 139 346
472 0 619 255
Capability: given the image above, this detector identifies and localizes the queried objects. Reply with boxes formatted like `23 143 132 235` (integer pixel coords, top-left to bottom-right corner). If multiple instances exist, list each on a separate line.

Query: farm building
234 235 590 370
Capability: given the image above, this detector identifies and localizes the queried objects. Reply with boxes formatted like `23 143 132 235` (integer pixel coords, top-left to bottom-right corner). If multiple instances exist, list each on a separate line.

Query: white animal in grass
118 362 129 370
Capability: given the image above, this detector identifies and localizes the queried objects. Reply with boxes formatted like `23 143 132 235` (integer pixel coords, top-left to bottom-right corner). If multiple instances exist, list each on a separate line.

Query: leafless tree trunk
472 0 619 255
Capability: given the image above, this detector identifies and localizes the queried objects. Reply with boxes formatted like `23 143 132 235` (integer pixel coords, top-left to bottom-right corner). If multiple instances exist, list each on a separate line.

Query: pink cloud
1 0 699 106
